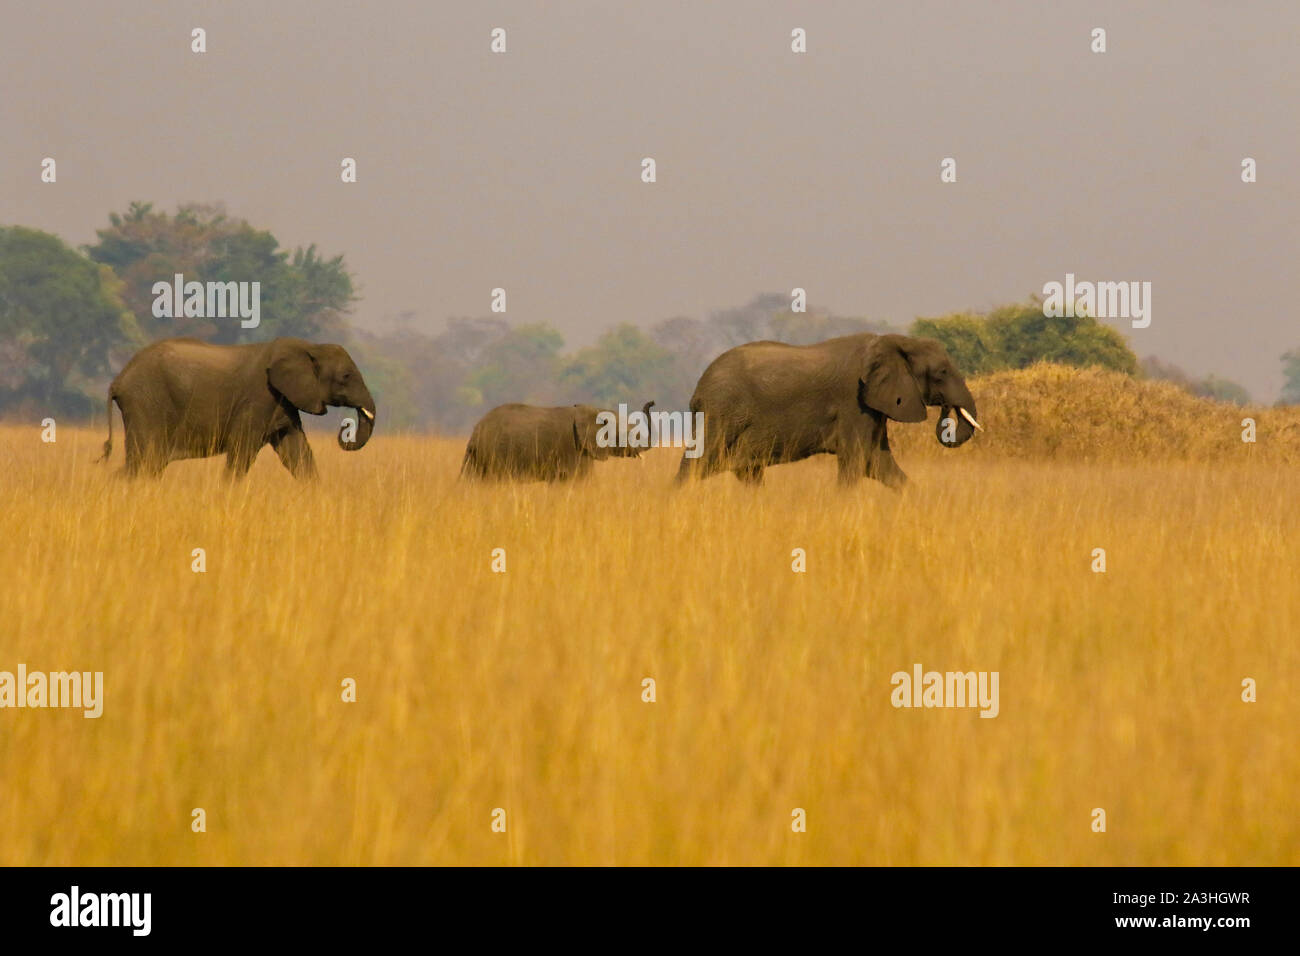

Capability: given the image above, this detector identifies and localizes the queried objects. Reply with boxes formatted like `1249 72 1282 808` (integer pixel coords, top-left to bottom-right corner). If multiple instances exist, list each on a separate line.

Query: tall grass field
1 367 1297 865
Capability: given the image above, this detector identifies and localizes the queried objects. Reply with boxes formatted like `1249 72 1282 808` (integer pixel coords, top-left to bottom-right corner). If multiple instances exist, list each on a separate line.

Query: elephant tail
95 389 116 464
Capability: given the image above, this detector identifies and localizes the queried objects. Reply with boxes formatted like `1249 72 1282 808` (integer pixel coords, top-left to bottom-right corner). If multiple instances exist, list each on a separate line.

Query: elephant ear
267 341 327 414
572 406 613 460
860 338 926 423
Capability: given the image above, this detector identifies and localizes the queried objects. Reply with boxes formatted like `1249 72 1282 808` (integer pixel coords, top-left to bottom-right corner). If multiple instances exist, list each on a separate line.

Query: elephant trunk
640 401 655 454
937 384 979 447
340 387 376 451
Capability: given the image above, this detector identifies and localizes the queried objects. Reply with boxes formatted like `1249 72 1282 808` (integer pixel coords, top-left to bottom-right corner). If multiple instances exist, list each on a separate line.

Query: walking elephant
675 333 980 489
98 337 376 479
461 402 654 482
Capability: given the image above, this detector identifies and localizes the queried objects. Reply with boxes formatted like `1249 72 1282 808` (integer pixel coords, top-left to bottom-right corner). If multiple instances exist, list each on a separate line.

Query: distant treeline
1 203 1290 429
348 294 899 433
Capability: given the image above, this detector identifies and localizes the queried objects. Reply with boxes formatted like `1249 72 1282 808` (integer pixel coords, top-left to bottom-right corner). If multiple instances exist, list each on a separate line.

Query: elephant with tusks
675 333 980 489
98 337 376 479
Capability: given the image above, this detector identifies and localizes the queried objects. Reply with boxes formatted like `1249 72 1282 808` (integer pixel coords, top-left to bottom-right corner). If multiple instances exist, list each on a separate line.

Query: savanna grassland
1 366 1298 865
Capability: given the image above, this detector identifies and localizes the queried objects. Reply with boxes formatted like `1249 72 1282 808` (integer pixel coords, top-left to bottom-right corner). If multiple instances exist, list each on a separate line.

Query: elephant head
571 401 656 459
858 334 981 447
267 339 377 450
572 405 613 461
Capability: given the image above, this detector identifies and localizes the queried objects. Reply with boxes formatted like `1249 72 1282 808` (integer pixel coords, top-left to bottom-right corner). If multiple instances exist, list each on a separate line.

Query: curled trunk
340 388 376 450
641 401 655 451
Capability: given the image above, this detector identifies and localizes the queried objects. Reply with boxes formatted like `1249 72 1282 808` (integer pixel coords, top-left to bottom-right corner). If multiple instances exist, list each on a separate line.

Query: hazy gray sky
3 1 1298 396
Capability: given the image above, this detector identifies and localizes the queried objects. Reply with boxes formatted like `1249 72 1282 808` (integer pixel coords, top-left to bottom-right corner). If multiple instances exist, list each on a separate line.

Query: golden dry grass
1 384 1298 864
896 363 1300 463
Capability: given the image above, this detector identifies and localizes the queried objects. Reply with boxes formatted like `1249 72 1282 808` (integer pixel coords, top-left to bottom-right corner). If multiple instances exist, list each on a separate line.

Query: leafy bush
913 299 1139 377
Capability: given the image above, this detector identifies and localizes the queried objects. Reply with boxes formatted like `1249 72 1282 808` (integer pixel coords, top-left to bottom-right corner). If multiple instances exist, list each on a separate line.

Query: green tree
85 202 354 344
0 226 140 415
911 299 1139 376
911 313 1002 375
1280 349 1300 405
350 317 539 433
1195 375 1251 406
1143 357 1251 405
465 323 566 408
989 302 1137 374
768 310 891 345
561 324 673 408
650 316 721 411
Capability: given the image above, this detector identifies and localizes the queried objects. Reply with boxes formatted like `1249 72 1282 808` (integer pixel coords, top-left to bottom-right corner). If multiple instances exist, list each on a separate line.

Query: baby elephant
461 402 654 482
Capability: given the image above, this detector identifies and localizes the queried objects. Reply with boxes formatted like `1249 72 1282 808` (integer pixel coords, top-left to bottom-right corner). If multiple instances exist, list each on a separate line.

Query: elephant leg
120 412 164 477
674 434 708 482
124 436 168 478
126 450 167 478
123 439 146 477
674 453 692 482
677 448 730 483
834 427 869 486
224 442 260 480
675 452 702 482
675 409 732 483
868 453 908 489
866 429 908 490
675 443 712 482
561 456 594 481
836 450 865 485
733 463 764 485
270 427 318 480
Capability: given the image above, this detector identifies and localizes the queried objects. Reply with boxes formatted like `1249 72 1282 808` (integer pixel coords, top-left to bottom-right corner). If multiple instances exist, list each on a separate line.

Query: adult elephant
675 333 980 489
98 337 376 479
461 402 654 482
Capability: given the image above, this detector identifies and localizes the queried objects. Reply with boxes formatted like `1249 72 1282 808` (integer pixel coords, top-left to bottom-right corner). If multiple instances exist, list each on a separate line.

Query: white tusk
359 408 375 421
957 407 983 431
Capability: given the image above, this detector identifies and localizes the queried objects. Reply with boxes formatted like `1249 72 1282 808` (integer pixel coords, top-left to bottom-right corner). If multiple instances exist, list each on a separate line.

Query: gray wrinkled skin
98 337 376 479
461 402 652 482
675 333 977 489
